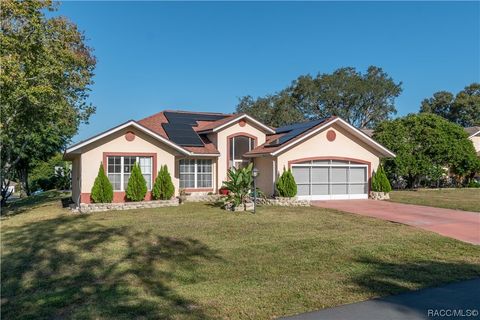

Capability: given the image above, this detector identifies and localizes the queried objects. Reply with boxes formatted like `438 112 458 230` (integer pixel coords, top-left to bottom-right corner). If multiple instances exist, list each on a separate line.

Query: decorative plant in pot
275 168 297 199
370 165 392 200
221 163 254 211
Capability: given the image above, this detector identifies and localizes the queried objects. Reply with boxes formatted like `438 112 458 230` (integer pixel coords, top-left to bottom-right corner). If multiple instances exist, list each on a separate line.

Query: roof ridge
138 110 234 123
163 109 232 116
138 111 165 122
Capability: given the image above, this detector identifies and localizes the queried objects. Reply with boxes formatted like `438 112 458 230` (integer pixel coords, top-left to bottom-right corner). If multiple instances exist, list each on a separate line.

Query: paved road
280 278 480 320
313 200 480 245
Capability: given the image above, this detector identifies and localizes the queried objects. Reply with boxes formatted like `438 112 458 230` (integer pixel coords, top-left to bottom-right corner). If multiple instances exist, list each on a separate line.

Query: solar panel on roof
267 118 327 146
162 123 204 146
162 112 228 147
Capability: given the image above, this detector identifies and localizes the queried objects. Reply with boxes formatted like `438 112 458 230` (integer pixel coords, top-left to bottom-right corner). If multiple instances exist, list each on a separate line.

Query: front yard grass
389 188 480 212
2 199 480 319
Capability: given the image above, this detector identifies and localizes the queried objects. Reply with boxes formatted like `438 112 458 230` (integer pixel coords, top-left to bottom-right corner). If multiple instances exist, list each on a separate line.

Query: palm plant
221 163 254 209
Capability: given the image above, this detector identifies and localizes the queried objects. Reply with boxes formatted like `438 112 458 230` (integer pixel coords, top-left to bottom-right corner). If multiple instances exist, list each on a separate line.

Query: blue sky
53 1 480 143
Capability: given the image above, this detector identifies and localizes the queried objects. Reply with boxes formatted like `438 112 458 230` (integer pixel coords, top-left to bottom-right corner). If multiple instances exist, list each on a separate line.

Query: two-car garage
291 159 369 200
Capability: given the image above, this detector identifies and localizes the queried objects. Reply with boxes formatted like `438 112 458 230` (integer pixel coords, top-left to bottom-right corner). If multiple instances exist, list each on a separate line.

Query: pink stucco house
63 110 395 205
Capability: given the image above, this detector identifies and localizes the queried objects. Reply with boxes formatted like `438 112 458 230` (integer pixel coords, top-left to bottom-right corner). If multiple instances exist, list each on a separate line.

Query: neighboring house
64 110 395 205
7 181 17 195
465 126 480 157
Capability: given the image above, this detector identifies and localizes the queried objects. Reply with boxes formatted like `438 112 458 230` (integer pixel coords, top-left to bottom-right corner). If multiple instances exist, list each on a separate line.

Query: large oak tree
1 0 96 205
236 66 402 128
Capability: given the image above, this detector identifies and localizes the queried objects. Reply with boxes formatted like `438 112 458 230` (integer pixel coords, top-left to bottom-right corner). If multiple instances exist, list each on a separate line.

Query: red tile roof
137 111 169 138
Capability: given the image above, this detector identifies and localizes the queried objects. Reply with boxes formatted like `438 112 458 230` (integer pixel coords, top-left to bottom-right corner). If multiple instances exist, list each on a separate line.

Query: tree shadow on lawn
351 255 480 297
2 190 71 217
1 214 221 319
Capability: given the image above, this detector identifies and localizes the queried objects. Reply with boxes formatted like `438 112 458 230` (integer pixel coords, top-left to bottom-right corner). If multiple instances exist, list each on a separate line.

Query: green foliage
1 0 96 201
29 153 71 191
126 164 147 202
152 165 175 200
420 83 480 127
221 163 254 208
374 113 480 188
237 66 401 128
91 163 113 203
371 166 392 193
276 168 298 197
236 93 305 127
466 180 480 188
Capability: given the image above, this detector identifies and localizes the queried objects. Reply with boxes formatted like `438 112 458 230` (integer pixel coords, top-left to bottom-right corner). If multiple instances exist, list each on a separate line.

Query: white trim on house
271 118 396 158
200 114 276 134
65 121 190 155
187 153 221 157
297 194 369 200
468 130 480 139
64 120 220 157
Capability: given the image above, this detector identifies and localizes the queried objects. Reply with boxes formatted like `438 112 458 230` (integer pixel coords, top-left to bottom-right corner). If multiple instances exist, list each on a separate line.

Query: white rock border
370 191 390 200
257 197 310 207
74 199 179 213
184 194 223 203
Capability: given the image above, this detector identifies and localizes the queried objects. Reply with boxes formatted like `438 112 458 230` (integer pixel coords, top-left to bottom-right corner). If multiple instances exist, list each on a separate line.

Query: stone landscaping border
73 195 309 213
74 199 179 213
185 194 223 203
370 191 390 200
258 197 310 207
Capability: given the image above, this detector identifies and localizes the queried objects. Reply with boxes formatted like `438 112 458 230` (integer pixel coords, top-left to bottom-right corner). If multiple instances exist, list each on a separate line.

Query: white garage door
292 160 368 200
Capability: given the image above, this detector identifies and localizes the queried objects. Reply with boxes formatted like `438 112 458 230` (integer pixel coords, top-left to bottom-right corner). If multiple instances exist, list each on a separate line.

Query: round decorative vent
326 130 336 142
239 119 247 127
125 131 136 141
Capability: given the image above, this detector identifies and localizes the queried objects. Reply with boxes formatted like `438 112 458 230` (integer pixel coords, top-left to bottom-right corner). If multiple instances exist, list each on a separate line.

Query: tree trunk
17 167 30 197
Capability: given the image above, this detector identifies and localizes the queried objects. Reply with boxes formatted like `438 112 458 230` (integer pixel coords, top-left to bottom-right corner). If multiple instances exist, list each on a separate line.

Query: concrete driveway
312 200 480 245
280 278 480 320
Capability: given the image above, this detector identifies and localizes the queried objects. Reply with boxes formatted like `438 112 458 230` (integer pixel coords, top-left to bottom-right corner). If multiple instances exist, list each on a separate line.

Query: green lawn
389 188 480 212
2 196 480 319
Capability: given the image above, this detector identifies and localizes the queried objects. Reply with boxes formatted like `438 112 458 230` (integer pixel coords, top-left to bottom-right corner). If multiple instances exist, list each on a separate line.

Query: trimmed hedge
152 165 175 200
91 163 113 203
276 168 297 197
372 165 392 193
126 163 147 201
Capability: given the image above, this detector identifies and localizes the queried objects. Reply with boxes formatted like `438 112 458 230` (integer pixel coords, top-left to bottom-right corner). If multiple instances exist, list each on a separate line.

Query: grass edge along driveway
389 188 480 212
2 198 480 319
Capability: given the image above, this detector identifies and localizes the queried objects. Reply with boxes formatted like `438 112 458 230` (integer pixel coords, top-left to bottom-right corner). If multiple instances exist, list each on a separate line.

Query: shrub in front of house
372 165 392 193
221 163 254 210
126 163 147 201
276 168 297 197
152 165 175 200
91 163 113 203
